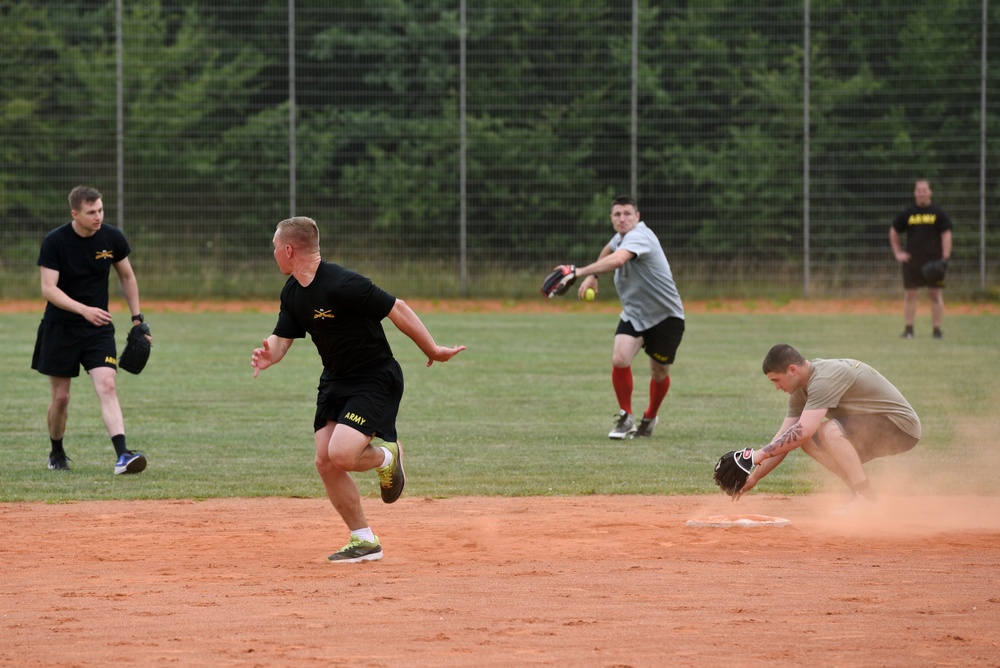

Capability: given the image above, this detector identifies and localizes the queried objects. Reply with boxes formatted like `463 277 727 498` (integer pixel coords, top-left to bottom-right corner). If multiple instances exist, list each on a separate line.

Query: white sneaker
608 410 636 439
831 492 880 517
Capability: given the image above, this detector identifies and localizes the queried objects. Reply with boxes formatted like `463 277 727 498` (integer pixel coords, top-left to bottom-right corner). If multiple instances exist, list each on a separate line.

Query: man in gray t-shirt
568 195 685 440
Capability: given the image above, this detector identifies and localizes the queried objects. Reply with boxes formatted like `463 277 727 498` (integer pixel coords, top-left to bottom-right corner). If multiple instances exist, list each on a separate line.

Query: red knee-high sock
611 366 633 414
645 376 671 419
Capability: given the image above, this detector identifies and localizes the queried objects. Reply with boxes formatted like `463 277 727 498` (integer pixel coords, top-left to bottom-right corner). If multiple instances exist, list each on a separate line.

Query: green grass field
1 307 997 503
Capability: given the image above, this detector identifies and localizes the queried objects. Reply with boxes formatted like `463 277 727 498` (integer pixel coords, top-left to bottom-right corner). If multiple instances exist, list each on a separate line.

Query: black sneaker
375 440 405 504
933 328 943 339
48 453 71 471
900 328 914 339
326 535 383 563
632 416 657 438
609 410 636 439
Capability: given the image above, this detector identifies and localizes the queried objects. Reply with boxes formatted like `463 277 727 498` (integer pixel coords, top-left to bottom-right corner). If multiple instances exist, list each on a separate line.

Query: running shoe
376 440 405 504
632 416 657 438
326 535 383 563
48 453 71 471
114 451 147 475
609 410 636 439
831 492 881 517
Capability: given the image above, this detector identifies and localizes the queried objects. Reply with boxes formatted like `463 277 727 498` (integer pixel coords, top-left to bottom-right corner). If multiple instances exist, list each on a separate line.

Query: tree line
1 0 995 297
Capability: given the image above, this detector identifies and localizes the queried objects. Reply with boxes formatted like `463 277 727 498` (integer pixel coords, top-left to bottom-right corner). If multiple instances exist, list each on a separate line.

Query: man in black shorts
736 344 921 515
32 186 149 475
889 179 953 339
251 217 465 563
569 195 685 439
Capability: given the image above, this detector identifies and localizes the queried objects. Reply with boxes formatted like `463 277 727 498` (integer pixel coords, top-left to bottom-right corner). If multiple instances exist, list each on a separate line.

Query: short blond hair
276 216 319 252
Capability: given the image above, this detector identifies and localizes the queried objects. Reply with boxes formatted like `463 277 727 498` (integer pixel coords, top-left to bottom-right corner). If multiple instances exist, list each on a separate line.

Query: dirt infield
4 298 998 666
3 494 999 667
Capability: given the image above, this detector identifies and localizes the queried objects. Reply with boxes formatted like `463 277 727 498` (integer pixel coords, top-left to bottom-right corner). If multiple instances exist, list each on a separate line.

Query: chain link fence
1 1 997 300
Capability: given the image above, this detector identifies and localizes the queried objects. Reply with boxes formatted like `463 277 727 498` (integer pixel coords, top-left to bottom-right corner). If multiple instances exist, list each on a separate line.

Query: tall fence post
459 0 468 297
803 0 811 297
631 0 639 198
981 0 988 291
288 0 297 217
116 0 124 231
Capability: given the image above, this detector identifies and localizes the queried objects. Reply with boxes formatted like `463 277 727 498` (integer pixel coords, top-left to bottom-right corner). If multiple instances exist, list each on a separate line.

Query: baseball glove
541 265 577 299
921 258 948 283
119 323 151 374
713 449 755 496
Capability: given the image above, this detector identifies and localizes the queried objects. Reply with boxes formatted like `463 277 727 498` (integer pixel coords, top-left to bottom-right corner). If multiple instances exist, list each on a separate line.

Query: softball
584 287 595 302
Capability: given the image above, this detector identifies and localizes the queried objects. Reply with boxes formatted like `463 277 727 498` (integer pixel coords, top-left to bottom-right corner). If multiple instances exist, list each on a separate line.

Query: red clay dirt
2 494 999 667
3 299 998 667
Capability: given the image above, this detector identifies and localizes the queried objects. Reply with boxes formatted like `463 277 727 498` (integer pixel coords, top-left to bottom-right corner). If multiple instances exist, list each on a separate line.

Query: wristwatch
131 313 144 323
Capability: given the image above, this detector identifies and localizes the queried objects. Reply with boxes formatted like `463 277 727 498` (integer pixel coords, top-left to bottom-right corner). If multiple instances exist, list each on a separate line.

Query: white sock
379 446 393 469
352 527 375 543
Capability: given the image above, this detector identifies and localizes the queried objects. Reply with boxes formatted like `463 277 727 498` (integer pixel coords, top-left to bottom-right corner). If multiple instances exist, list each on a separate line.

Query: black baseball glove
119 322 152 374
541 265 577 299
921 258 948 283
713 449 755 497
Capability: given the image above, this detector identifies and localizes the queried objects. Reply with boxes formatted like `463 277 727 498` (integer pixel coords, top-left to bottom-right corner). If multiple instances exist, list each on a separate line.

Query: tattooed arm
736 410 829 499
755 409 828 465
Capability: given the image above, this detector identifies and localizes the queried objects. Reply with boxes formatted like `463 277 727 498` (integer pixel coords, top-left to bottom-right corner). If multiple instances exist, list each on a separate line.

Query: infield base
686 514 791 528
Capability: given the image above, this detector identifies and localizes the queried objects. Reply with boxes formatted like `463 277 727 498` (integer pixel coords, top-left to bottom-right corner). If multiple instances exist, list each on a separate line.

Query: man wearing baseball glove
889 179 953 339
544 195 685 440
714 344 921 515
32 186 150 475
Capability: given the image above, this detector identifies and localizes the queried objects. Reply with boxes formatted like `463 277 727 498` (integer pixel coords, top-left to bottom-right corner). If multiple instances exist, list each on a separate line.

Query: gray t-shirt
609 221 684 330
787 358 922 439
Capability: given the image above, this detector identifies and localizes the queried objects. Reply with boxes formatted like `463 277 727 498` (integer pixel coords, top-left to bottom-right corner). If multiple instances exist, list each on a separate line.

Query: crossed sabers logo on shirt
95 250 114 260
313 309 335 320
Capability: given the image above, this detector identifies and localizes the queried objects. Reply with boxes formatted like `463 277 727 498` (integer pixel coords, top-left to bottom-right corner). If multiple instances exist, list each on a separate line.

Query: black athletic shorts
615 316 685 365
902 260 944 290
314 358 404 441
812 414 919 463
31 320 118 377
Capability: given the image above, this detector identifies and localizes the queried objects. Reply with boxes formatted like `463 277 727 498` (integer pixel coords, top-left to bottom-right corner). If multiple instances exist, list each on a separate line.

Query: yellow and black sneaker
375 440 405 504
326 535 383 563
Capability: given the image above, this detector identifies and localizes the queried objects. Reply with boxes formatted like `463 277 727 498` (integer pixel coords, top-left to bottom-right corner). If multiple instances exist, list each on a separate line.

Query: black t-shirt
273 261 397 377
36 222 131 325
891 204 952 264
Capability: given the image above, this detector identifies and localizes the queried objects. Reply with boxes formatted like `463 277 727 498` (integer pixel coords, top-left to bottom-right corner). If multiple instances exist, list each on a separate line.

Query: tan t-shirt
786 358 922 439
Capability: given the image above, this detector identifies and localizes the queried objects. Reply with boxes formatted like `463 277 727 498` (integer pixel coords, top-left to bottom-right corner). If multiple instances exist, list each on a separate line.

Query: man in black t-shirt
889 179 953 339
252 217 465 563
32 186 149 475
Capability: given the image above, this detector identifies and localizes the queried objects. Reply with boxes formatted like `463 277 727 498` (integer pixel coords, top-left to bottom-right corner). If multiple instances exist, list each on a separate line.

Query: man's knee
89 368 118 397
49 379 71 409
50 390 71 410
611 354 632 368
649 361 670 382
816 419 847 444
